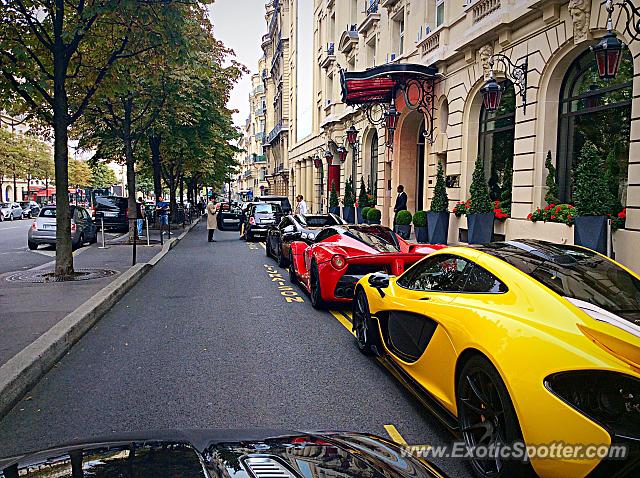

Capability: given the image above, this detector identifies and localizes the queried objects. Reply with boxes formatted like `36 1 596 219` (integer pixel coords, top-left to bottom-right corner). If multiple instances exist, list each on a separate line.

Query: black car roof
470 239 595 266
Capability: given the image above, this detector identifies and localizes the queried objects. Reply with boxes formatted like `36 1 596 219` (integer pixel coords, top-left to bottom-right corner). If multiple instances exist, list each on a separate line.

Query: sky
208 0 267 129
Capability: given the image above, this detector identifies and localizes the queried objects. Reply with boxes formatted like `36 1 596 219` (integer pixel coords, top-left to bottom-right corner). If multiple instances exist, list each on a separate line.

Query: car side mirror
368 272 393 297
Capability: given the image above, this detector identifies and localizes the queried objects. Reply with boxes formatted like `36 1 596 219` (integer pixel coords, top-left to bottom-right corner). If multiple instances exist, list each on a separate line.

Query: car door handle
420 297 431 301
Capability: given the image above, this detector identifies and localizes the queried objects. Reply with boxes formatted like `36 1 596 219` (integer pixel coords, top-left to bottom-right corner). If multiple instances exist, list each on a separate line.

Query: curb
0 217 201 419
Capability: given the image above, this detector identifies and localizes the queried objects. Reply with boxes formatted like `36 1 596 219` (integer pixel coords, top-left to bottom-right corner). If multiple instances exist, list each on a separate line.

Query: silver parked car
0 202 23 221
28 206 98 250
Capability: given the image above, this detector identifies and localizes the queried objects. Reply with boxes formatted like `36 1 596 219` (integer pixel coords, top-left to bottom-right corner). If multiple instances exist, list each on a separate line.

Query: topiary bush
430 162 449 212
358 177 368 207
367 207 381 221
361 206 371 221
413 210 427 227
395 210 412 225
574 141 614 216
343 177 355 207
468 156 493 214
329 181 339 208
544 151 560 206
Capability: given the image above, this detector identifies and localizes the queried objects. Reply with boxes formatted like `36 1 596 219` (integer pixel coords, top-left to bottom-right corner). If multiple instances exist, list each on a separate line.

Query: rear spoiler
345 253 426 275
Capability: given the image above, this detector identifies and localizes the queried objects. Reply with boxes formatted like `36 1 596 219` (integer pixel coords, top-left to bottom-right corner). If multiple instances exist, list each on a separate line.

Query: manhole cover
5 268 118 283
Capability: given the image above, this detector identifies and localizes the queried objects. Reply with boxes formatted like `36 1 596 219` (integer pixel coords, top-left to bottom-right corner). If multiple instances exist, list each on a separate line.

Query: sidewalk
0 222 195 368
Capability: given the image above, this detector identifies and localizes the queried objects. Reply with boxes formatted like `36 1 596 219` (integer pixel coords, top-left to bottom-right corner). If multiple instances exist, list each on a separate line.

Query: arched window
478 80 515 201
370 131 378 191
557 49 632 205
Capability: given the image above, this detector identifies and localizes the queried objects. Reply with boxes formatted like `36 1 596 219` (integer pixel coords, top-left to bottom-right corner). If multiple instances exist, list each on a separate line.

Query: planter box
356 207 365 224
427 211 450 245
329 206 340 216
343 206 356 223
394 224 411 239
414 225 428 243
574 215 607 254
467 213 494 244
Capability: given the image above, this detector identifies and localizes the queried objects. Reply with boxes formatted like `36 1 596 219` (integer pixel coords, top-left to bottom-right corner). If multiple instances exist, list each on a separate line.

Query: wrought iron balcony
266 120 289 145
366 0 379 15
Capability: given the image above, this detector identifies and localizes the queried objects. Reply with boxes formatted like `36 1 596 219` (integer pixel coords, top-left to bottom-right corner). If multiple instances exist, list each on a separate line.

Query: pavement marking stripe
384 424 408 446
329 310 355 336
259 242 266 250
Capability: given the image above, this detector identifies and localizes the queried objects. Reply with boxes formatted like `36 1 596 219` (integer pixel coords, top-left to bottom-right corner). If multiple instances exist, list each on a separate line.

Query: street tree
90 162 118 190
0 0 203 276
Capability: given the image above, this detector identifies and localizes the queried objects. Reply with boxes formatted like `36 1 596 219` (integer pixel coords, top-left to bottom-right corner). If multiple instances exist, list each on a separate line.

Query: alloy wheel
310 262 322 308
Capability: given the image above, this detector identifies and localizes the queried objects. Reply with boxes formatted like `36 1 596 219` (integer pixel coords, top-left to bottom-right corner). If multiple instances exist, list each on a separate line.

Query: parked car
288 224 445 309
19 201 40 219
94 195 128 232
243 202 283 241
266 213 346 267
217 203 243 231
256 195 292 214
0 430 448 478
28 206 97 250
352 239 640 478
0 202 23 221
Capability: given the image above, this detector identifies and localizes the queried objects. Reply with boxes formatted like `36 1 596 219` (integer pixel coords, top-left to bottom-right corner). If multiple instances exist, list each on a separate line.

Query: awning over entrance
340 63 437 106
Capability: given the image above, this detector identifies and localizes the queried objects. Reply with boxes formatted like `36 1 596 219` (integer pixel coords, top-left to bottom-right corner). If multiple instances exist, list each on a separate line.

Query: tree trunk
13 171 17 201
53 23 73 276
149 133 162 202
168 176 177 223
123 99 137 241
179 174 184 206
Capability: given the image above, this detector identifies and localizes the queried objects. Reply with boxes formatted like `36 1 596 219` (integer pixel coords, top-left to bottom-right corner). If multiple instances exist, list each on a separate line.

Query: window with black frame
557 49 632 204
478 80 515 201
370 131 378 192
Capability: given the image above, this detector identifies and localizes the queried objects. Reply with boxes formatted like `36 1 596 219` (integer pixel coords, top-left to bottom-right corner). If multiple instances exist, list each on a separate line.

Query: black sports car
265 213 345 267
0 430 447 478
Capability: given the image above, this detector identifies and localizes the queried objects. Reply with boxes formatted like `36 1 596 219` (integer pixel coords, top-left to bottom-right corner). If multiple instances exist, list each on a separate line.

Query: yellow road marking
259 242 266 250
329 310 355 336
384 424 408 446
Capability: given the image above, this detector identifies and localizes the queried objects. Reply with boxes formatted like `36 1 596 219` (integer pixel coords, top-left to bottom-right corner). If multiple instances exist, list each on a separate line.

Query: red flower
555 206 562 213
618 208 627 219
551 215 556 220
527 213 533 220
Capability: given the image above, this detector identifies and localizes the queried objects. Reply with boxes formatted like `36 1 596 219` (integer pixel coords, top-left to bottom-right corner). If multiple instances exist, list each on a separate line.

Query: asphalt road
0 218 50 274
0 222 473 477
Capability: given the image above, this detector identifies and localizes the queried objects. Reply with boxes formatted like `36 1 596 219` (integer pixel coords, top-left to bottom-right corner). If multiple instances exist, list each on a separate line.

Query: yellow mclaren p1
352 239 639 478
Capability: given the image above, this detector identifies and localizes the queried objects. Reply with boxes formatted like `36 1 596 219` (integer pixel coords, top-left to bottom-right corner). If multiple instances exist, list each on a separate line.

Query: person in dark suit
393 185 408 215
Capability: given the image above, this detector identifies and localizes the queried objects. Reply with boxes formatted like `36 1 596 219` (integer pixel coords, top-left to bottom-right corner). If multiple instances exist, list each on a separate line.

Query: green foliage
430 162 449 212
544 151 560 206
395 210 412 225
90 162 118 189
528 204 575 225
358 177 368 206
367 208 381 221
343 177 355 207
329 181 339 207
574 141 614 216
361 207 371 221
68 159 92 188
413 210 427 227
468 157 493 214
366 182 376 207
604 149 623 214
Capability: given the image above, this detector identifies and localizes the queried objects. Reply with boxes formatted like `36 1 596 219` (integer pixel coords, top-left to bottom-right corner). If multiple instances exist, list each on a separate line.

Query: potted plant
427 162 449 244
367 207 381 225
394 210 412 239
329 181 340 215
361 206 371 224
544 151 560 206
343 177 355 223
357 177 368 223
467 156 494 244
574 141 614 254
413 210 428 243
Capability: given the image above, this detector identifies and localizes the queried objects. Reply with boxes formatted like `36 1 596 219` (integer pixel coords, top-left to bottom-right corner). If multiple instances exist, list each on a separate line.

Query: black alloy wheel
265 236 272 257
288 252 298 284
352 288 379 355
457 355 534 478
277 242 287 268
309 260 326 309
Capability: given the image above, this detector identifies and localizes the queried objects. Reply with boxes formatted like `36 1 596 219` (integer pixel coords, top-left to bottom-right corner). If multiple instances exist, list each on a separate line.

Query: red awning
340 63 437 106
36 188 56 197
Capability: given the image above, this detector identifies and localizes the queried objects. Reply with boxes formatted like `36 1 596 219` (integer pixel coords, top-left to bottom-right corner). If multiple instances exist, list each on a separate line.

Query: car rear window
39 207 76 218
342 227 400 253
302 215 339 227
97 197 127 207
254 203 276 213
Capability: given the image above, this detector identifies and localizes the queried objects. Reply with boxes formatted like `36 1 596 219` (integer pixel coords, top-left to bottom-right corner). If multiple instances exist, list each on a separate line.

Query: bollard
146 217 150 247
132 219 137 266
607 218 613 258
99 218 107 249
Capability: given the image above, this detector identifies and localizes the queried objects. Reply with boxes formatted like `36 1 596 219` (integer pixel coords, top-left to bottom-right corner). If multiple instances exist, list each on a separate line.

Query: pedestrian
136 197 145 237
207 198 217 242
296 194 308 215
157 196 170 235
393 185 408 216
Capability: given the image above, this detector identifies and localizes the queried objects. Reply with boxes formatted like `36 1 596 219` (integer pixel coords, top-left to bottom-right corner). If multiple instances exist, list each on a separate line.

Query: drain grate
5 268 118 283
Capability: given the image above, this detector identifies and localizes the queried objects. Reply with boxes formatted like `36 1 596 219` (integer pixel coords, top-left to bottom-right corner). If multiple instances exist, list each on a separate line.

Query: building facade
252 0 640 272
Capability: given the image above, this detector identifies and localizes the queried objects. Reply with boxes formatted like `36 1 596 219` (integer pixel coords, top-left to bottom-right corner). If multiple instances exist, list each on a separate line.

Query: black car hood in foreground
0 430 447 478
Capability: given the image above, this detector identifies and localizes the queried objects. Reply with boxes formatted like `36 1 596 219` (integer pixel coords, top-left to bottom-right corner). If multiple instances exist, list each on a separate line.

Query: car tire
265 237 272 257
28 240 38 250
309 260 326 310
72 234 83 251
246 230 254 242
9 213 13 221
277 244 287 268
456 355 535 478
352 288 381 356
90 231 98 244
288 252 298 285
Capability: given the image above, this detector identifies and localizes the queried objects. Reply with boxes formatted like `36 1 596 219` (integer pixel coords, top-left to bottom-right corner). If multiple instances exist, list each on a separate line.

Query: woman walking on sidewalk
207 199 217 242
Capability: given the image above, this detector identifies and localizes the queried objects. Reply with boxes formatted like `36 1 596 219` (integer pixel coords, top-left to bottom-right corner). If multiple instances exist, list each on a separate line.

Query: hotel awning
340 63 437 106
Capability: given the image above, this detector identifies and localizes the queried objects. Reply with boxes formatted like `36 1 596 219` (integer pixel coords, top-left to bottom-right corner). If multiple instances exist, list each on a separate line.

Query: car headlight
301 233 308 239
545 371 640 438
307 233 315 240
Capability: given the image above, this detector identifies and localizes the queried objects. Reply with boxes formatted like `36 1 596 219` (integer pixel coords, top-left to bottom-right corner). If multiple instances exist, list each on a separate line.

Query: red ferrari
288 224 445 309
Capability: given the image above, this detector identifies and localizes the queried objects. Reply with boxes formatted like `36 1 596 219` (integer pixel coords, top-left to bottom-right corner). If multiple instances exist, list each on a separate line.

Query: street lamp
480 72 503 112
480 53 528 113
314 155 323 169
591 0 628 80
324 149 334 164
346 125 359 146
336 146 348 163
384 102 401 148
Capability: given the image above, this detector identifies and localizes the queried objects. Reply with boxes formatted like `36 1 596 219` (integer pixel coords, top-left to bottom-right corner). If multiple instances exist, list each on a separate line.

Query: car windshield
487 243 640 315
254 203 276 213
342 227 400 253
39 208 57 217
301 215 338 227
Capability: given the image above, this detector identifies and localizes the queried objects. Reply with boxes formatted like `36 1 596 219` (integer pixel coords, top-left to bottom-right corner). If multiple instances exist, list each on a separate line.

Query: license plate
261 219 274 224
224 219 239 223
42 224 55 230
103 211 118 217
